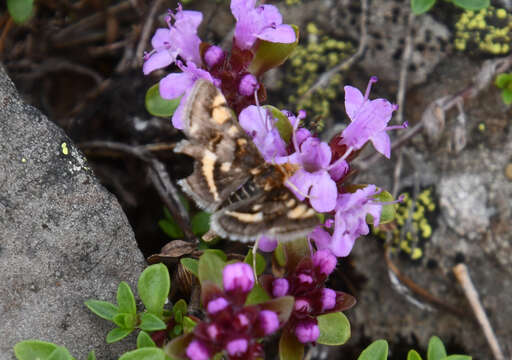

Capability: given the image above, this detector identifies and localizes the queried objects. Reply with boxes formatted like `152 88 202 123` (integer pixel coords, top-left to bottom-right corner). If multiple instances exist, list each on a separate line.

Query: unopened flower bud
295 319 320 343
272 278 289 297
207 297 228 314
297 273 313 285
258 236 277 252
312 249 337 276
226 338 248 356
207 324 219 340
204 45 225 68
258 310 279 335
321 288 336 311
236 313 250 328
238 74 259 96
223 263 255 293
186 340 210 360
294 298 311 313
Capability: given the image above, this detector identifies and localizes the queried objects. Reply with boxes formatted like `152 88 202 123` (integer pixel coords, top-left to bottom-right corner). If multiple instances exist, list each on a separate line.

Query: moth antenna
284 178 310 199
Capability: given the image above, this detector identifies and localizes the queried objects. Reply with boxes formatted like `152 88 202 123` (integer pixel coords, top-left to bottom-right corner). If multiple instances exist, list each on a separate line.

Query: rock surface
0 65 146 359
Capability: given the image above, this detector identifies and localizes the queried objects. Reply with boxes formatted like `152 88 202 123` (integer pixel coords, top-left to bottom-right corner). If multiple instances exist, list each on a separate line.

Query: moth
175 79 319 243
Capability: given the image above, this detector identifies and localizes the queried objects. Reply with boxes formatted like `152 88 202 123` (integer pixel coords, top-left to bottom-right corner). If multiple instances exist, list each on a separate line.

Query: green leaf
7 0 34 23
87 350 96 360
119 348 167 360
428 336 447 360
47 347 73 360
137 331 157 348
113 313 136 329
495 73 512 89
173 299 188 323
198 251 226 287
452 0 489 10
244 251 266 276
183 316 197 333
145 83 180 117
411 0 436 14
180 258 199 277
274 242 287 267
265 105 294 144
138 263 171 317
441 355 472 360
245 284 271 305
249 25 299 76
158 218 185 239
14 340 59 360
501 89 512 105
191 212 211 236
408 350 423 360
358 339 389 360
84 300 119 321
279 332 304 360
204 249 227 261
117 282 137 315
371 190 396 225
316 312 351 345
139 312 167 332
106 327 133 343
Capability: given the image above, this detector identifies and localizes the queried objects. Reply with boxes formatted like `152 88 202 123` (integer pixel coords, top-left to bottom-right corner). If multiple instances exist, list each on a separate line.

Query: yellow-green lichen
61 142 69 155
285 0 302 5
373 187 438 261
278 23 355 130
455 7 512 55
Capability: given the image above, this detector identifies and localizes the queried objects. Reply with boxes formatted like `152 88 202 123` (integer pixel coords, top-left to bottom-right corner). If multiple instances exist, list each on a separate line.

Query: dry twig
453 264 505 360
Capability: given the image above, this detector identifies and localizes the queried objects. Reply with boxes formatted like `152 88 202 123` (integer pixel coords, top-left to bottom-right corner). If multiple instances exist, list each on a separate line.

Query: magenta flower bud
321 288 336 311
295 319 320 343
272 278 289 297
207 297 229 314
223 263 255 293
204 45 225 68
258 310 279 335
297 273 313 285
236 313 250 327
238 74 259 96
294 298 311 313
207 324 219 340
312 249 337 276
226 338 248 356
186 340 210 360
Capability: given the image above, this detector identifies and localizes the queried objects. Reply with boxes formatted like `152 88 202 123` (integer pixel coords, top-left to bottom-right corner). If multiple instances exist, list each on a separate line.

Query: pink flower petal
309 172 337 212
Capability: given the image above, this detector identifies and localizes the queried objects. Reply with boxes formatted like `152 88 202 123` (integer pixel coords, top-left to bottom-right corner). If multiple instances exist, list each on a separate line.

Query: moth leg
252 237 260 284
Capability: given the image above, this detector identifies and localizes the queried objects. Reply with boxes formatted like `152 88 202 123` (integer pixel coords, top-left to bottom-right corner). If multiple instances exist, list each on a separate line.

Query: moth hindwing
175 80 320 242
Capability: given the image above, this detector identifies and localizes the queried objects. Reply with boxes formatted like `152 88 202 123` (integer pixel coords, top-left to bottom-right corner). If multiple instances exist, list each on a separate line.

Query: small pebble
505 163 512 181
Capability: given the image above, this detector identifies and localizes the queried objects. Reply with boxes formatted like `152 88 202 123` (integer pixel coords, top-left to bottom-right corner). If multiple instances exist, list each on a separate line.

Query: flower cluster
247 77 405 257
143 0 295 128
262 250 355 344
184 263 286 360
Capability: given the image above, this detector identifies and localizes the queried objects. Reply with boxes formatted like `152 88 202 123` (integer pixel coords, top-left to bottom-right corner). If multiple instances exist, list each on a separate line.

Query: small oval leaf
7 0 34 23
452 0 489 10
84 300 119 321
428 336 447 360
117 282 136 315
358 339 389 360
279 332 304 360
138 264 171 317
14 340 58 360
245 284 271 305
407 349 423 360
139 313 167 332
198 251 226 287
145 83 180 117
411 0 436 14
47 347 73 360
244 251 266 276
106 327 133 344
316 312 351 345
180 258 199 277
137 331 157 348
119 348 167 360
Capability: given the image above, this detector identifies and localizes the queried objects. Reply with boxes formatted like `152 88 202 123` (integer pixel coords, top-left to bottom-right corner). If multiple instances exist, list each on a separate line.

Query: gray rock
0 65 146 359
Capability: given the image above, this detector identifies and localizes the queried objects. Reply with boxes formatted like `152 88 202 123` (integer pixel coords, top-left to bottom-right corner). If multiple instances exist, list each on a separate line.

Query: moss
454 7 512 55
373 187 438 262
278 23 355 130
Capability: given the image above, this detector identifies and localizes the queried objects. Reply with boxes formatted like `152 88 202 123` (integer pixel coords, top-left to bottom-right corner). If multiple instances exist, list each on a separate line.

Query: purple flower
159 62 217 129
312 249 337 276
186 340 210 360
272 278 289 297
295 319 320 344
312 185 382 257
320 288 336 311
239 106 288 161
223 262 255 294
204 45 226 69
257 310 280 335
226 338 248 357
258 235 278 252
286 137 339 212
238 74 260 96
231 0 296 50
207 297 229 314
339 76 400 159
143 5 202 75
